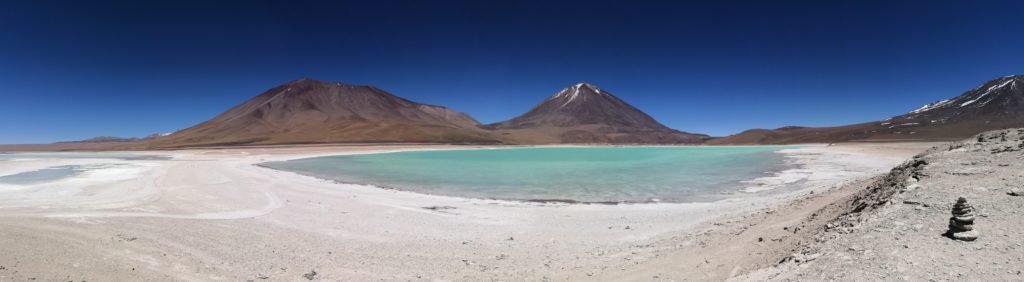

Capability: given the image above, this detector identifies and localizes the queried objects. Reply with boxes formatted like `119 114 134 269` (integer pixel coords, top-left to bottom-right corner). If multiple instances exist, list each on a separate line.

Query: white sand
0 143 933 281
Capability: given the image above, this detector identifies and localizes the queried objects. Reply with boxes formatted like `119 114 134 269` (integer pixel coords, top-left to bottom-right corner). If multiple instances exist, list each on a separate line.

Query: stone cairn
946 197 979 241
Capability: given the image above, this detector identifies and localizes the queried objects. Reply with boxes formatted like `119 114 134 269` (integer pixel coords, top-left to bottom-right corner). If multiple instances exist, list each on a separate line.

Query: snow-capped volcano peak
488 82 709 143
549 82 611 107
573 82 600 90
496 82 671 129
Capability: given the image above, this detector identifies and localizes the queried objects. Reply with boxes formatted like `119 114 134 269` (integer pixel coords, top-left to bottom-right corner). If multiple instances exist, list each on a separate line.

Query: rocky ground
734 128 1024 281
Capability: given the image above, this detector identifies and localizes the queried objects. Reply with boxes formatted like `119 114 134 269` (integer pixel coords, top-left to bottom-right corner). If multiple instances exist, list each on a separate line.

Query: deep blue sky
2 0 1023 143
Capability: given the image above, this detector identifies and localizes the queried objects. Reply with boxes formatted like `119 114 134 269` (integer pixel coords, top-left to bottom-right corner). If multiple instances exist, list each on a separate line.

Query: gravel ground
737 128 1024 281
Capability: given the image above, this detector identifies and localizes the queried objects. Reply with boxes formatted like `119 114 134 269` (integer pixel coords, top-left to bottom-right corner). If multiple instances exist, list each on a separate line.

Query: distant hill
147 79 501 147
148 80 709 148
9 75 1019 150
710 75 1024 144
56 136 143 143
487 83 709 144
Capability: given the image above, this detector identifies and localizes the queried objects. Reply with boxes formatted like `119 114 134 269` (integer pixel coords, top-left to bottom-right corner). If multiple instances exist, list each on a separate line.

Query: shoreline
0 142 937 281
254 145 805 205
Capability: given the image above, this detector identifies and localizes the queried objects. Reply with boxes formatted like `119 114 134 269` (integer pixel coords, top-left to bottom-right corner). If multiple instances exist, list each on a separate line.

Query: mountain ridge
5 75 1022 150
144 80 712 148
709 75 1024 144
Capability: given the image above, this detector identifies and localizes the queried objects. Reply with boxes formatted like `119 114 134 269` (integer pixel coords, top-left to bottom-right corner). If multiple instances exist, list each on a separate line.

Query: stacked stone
947 197 979 241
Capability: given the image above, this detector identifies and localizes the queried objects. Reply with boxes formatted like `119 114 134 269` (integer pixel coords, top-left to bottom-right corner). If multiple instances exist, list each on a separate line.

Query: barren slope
736 129 1024 280
711 75 1024 144
488 83 709 144
148 79 501 147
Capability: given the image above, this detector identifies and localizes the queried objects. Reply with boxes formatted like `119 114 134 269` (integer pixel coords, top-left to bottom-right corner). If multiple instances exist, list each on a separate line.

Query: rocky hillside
739 128 1024 280
711 75 1024 144
147 79 501 147
487 83 709 144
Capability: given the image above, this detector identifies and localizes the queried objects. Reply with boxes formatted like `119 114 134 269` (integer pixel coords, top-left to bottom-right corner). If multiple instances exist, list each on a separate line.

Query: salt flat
0 143 930 281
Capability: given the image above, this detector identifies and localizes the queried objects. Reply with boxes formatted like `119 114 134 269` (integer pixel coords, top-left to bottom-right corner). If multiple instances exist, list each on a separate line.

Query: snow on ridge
910 99 952 114
887 122 920 129
561 84 583 108
986 78 1014 92
960 78 1014 107
907 76 1018 115
547 83 610 107
549 88 569 100
556 83 608 107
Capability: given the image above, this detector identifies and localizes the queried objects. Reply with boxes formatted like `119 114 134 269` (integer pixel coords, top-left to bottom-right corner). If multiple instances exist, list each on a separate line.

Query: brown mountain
487 83 709 144
710 75 1024 144
148 79 501 147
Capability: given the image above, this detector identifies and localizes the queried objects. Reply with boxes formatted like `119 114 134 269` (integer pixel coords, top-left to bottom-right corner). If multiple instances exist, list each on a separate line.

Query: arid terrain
3 2 1021 281
617 128 1023 281
735 129 1024 281
147 79 501 148
0 141 933 281
711 75 1024 145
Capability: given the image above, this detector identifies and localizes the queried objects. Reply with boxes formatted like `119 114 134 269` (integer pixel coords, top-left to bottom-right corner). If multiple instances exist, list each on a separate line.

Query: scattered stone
786 252 821 263
946 197 979 241
1009 188 1023 196
422 206 456 211
303 270 318 280
115 234 138 242
905 184 921 191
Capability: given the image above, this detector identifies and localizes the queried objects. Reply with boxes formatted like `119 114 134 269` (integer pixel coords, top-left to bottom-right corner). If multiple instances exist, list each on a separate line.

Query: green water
262 146 795 203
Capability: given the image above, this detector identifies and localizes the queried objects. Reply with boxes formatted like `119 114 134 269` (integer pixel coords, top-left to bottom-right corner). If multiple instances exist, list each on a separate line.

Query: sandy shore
0 143 933 281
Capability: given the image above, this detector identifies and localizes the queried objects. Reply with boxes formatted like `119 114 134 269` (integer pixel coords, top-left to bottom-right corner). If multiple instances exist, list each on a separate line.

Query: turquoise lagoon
263 146 797 203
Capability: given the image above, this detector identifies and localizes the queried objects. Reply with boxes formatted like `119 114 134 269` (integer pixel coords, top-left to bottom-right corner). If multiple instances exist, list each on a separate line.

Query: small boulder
1008 188 1023 196
303 270 317 280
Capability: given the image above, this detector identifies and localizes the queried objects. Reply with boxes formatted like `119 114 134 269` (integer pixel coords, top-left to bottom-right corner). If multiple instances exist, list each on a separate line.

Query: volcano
488 83 709 144
149 79 500 147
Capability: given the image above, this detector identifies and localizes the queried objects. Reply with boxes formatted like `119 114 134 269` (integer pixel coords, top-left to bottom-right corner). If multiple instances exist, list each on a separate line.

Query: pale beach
0 143 931 281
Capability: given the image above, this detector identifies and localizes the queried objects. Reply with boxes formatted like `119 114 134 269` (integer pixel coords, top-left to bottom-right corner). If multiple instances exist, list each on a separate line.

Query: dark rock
1009 188 1023 196
303 270 317 280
